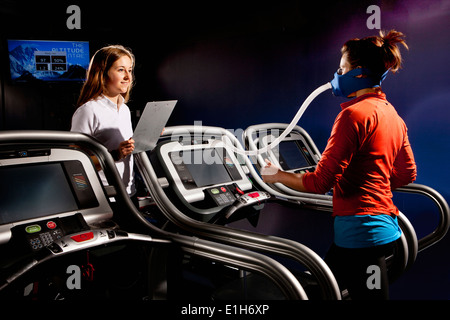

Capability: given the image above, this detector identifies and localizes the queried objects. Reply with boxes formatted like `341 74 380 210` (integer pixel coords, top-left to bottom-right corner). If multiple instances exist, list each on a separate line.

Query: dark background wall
1 0 449 299
1 0 448 196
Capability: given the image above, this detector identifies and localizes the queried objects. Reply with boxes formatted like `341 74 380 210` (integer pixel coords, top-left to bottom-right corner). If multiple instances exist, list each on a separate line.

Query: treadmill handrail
135 151 340 300
395 183 450 252
0 130 308 300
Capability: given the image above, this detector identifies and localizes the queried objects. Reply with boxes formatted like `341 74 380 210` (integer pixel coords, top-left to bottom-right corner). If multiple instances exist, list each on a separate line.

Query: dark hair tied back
342 30 408 78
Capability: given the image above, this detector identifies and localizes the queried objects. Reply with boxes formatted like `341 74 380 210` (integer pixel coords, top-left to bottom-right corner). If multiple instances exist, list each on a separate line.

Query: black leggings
324 239 399 300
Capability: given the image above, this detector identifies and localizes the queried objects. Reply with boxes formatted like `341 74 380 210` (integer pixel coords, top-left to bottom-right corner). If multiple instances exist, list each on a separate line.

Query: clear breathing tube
224 82 332 156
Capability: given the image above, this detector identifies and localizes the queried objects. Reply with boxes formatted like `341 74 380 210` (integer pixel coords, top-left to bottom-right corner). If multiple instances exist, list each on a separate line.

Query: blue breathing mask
330 68 389 98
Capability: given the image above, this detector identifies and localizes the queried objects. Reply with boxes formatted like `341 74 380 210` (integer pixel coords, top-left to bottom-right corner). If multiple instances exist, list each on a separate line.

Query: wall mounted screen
7 39 90 83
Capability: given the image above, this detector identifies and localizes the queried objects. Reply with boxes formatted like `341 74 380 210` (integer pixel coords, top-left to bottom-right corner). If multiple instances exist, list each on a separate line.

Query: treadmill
134 125 342 300
0 130 307 300
242 122 450 281
134 122 449 299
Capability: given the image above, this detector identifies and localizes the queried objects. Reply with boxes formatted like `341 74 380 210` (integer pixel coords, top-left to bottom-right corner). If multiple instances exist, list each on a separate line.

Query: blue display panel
7 39 90 83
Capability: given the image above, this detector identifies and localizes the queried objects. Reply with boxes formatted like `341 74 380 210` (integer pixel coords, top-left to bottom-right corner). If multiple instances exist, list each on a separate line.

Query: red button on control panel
248 192 260 198
71 232 94 242
46 221 57 229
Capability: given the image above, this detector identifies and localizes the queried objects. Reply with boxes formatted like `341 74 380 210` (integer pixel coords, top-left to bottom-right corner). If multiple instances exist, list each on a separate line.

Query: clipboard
132 100 177 153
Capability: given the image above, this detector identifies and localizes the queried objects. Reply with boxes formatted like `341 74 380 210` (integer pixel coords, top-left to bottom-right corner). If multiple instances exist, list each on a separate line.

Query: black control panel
11 213 89 253
205 185 237 207
26 222 64 251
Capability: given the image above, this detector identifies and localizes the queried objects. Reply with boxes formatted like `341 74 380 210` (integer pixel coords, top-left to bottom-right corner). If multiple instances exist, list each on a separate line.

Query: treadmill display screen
0 161 98 225
277 140 313 171
170 148 241 189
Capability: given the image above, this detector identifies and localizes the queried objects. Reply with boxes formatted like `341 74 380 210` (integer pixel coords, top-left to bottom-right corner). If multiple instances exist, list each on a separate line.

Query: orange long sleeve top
302 92 417 217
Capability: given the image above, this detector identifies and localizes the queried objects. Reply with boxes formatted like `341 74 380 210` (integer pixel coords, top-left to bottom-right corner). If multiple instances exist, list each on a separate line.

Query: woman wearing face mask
262 30 417 299
71 45 137 202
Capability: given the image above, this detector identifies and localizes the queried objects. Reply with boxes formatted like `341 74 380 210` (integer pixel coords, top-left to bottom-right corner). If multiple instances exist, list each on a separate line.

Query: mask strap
358 68 390 86
379 69 390 84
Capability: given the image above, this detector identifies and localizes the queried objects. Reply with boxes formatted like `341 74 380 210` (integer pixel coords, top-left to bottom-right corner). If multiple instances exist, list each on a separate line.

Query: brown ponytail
379 30 408 73
341 30 408 78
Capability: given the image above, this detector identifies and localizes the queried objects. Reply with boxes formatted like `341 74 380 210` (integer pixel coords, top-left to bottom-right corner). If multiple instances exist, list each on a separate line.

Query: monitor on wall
7 39 90 83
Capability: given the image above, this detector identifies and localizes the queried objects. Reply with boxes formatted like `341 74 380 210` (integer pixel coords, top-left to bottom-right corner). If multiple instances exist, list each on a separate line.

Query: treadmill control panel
25 222 64 251
205 185 237 206
12 213 90 253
